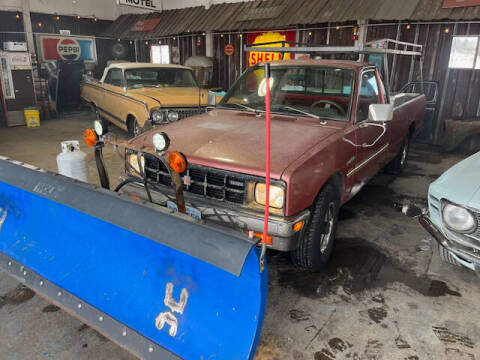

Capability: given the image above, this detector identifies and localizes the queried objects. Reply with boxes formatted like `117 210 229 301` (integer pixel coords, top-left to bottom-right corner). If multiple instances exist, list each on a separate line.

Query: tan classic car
81 63 209 136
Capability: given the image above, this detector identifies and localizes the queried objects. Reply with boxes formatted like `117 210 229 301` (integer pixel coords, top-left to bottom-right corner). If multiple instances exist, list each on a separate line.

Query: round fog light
152 132 170 152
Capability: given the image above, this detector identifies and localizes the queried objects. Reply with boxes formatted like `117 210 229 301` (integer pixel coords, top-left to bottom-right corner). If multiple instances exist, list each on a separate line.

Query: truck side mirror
368 104 393 122
207 91 217 106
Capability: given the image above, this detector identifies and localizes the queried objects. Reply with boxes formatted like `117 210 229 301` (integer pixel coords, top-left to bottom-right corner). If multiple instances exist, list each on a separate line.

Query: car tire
438 243 462 267
385 136 410 175
128 117 141 137
291 184 339 272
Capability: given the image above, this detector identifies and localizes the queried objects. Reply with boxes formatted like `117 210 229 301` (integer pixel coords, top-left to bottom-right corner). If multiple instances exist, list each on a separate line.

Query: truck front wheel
291 184 339 272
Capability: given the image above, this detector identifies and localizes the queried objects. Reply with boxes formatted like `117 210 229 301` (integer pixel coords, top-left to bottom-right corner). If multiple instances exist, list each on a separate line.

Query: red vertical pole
263 63 271 245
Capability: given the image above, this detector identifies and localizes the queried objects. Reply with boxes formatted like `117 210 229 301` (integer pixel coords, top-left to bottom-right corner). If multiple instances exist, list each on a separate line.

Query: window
448 36 480 69
151 45 170 64
357 70 380 122
220 65 355 122
124 68 197 89
104 68 123 87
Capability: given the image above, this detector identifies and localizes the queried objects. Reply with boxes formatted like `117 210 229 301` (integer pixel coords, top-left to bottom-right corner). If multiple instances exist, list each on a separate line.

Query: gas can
56 141 88 182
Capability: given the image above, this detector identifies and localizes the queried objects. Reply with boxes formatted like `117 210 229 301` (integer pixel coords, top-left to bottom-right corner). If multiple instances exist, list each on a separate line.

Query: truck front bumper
123 182 310 252
419 215 480 271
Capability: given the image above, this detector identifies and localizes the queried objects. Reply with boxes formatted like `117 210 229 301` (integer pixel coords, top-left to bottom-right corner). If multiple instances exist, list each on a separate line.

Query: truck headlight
94 119 106 136
152 110 165 124
126 152 145 175
255 183 285 209
442 202 476 233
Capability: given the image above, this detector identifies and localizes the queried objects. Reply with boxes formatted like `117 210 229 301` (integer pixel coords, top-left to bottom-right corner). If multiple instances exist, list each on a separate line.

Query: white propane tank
56 140 89 182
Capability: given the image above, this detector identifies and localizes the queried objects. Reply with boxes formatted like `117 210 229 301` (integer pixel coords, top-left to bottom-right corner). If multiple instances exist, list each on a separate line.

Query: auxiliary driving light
152 132 170 152
94 119 105 136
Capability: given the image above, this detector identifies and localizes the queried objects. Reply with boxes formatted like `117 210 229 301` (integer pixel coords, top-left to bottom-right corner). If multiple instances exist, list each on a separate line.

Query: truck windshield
220 65 355 122
125 68 198 89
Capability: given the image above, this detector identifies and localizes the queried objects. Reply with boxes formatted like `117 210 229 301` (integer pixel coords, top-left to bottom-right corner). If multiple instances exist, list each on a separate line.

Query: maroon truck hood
132 109 342 179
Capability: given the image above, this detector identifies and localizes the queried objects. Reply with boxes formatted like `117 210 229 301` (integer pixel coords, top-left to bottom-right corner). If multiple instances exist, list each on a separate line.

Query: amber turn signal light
168 151 187 173
245 230 273 245
293 221 305 233
84 128 98 147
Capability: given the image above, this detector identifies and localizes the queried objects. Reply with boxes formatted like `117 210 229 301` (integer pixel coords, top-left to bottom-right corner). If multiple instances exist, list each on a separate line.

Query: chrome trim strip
81 82 149 112
347 143 390 178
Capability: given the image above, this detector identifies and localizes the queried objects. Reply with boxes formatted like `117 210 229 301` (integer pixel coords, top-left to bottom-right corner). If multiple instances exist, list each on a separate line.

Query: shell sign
247 31 295 67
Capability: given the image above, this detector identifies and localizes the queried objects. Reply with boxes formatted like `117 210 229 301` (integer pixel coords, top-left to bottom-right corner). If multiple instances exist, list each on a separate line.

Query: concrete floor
0 113 479 360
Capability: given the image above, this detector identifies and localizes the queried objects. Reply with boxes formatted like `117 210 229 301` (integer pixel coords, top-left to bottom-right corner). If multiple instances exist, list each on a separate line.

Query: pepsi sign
37 35 97 63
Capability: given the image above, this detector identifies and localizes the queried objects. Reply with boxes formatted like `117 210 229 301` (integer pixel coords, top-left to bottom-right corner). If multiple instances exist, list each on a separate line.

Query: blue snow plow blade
0 158 267 360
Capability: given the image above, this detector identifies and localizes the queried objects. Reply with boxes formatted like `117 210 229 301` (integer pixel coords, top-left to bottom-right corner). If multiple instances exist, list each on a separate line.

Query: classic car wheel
128 117 141 137
291 184 339 272
385 136 410 175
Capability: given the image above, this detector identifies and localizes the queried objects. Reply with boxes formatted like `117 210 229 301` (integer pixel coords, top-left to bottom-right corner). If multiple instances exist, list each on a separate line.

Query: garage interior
0 1 480 360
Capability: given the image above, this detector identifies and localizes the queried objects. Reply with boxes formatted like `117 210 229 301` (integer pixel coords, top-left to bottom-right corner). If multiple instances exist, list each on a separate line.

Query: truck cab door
349 69 390 187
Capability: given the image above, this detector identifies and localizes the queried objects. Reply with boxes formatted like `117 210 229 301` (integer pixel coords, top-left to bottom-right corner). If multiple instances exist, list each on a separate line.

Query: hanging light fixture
336 25 340 30
77 15 81 19
38 22 42 28
55 15 60 20
308 31 312 36
445 27 450 33
93 17 98 22
406 24 411 30
15 12 20 19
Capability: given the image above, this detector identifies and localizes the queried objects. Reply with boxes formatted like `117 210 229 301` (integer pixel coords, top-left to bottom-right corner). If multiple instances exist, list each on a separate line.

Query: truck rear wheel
291 184 339 272
385 136 409 175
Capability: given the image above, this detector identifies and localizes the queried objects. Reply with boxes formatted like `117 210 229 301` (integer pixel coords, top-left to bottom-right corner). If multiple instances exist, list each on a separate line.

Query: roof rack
244 38 423 92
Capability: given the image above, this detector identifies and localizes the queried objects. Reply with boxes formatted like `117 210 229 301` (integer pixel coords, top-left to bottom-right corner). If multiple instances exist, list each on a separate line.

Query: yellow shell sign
248 32 293 67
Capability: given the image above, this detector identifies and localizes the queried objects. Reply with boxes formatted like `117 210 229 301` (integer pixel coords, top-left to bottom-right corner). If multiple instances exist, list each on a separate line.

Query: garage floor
0 114 478 360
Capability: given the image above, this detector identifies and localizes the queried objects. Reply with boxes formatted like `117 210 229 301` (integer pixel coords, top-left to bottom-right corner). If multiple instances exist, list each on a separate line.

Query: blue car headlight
442 202 476 233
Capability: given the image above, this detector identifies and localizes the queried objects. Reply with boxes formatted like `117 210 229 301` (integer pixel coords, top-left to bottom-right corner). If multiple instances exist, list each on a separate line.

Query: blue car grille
468 211 480 241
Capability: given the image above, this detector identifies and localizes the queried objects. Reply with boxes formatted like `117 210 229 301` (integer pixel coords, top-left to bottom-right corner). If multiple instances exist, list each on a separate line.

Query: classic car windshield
125 68 198 89
220 65 355 121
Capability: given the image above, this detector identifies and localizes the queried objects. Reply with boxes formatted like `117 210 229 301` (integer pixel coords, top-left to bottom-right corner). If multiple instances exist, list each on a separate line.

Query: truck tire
385 136 409 175
291 184 339 272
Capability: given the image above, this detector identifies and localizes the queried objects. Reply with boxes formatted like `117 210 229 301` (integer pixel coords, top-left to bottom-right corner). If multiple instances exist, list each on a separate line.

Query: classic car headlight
152 132 170 152
255 183 285 209
151 110 165 124
442 202 476 233
126 152 145 175
167 111 179 122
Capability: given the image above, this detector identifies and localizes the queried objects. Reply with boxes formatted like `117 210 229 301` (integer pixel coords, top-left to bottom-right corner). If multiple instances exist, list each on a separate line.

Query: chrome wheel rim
400 139 408 168
320 202 335 254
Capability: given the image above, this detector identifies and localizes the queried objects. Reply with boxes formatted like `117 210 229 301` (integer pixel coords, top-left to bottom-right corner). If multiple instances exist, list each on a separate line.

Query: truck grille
144 154 247 205
171 107 206 120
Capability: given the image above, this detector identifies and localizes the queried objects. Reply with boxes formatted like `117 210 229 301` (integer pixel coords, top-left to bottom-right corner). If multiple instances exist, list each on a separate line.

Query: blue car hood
431 151 480 209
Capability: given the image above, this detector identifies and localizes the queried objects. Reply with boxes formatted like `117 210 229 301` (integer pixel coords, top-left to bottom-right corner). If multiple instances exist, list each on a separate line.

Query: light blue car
420 151 480 271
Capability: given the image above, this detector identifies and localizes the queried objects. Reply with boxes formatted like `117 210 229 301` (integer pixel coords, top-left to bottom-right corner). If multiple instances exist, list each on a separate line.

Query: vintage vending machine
0 42 36 126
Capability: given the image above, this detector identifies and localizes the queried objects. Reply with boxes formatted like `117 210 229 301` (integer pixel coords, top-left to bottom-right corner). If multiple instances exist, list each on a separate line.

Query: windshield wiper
279 105 338 123
221 103 264 113
279 105 320 119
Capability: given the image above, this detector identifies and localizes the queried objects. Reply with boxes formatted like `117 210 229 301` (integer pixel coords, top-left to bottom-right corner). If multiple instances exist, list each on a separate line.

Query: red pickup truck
121 60 426 271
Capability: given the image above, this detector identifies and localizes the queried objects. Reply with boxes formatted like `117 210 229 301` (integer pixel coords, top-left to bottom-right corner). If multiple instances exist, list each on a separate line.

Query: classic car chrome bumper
419 215 480 271
122 182 310 251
